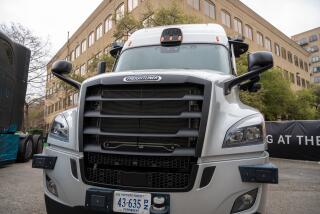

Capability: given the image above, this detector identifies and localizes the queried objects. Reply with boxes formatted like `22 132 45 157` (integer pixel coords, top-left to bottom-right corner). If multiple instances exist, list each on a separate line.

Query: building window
105 15 113 33
75 45 80 58
309 45 319 53
221 10 231 28
69 94 73 106
301 78 306 88
265 37 271 51
296 75 301 86
304 62 308 72
283 70 289 80
281 47 286 60
73 93 79 105
204 0 215 19
80 64 86 76
299 59 303 69
116 3 125 22
314 76 320 83
233 18 242 35
297 38 308 46
244 25 253 40
128 0 138 12
309 34 318 42
288 51 293 63
294 55 299 67
54 102 58 112
256 32 263 46
313 66 320 73
88 32 95 47
187 0 200 10
274 43 280 56
58 100 62 110
70 50 75 61
81 40 86 53
311 56 320 63
96 24 103 40
290 73 295 83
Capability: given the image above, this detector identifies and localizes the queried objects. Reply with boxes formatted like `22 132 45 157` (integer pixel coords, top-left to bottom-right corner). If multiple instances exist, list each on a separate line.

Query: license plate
113 191 151 214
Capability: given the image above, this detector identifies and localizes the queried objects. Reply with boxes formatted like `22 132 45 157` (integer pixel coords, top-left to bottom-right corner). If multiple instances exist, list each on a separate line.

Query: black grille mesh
101 100 190 115
84 152 197 189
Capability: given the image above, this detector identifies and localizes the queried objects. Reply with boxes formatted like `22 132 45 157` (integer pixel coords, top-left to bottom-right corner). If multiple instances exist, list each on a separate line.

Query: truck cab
34 24 278 214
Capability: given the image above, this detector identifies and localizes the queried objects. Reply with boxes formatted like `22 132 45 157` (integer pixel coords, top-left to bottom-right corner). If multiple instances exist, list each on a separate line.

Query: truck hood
83 69 233 85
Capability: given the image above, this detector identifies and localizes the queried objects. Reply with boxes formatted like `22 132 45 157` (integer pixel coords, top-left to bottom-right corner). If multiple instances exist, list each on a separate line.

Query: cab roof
122 24 229 50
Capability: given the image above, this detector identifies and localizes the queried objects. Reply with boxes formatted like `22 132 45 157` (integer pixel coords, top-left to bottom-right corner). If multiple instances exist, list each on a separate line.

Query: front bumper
41 147 274 214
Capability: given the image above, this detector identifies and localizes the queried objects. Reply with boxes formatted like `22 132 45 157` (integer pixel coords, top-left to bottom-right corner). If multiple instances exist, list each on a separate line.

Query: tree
236 54 319 120
288 87 319 120
0 22 51 130
88 54 115 73
113 3 199 39
145 3 199 26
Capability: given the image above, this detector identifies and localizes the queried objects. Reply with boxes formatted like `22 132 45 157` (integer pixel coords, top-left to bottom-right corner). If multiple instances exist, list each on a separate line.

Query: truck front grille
83 152 198 190
82 83 206 150
79 78 211 191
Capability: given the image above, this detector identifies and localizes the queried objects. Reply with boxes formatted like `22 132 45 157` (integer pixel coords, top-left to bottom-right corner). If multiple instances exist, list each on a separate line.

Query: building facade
292 27 320 84
44 0 311 130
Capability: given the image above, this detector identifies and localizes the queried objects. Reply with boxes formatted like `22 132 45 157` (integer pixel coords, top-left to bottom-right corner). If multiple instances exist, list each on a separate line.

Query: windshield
114 44 231 74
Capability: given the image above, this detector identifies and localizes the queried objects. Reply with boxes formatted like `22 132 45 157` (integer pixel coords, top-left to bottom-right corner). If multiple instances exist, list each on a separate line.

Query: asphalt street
0 158 319 214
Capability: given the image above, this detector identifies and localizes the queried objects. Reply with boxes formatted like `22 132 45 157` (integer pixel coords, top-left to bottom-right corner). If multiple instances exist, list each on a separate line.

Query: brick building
292 27 320 84
44 0 311 130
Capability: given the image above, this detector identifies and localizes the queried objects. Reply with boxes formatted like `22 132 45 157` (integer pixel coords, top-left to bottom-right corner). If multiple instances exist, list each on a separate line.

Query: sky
0 0 103 56
0 0 319 57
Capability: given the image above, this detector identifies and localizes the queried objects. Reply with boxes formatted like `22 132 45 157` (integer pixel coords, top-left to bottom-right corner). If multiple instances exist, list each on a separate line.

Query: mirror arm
52 71 81 90
223 64 273 95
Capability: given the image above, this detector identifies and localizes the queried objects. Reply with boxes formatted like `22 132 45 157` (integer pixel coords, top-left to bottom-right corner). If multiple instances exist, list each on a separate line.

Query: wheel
36 136 44 154
32 134 42 154
17 137 33 162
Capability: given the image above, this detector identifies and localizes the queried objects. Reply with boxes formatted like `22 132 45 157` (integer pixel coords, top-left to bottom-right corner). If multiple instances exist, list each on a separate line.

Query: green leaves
149 4 198 26
88 54 115 73
237 55 320 120
113 3 199 40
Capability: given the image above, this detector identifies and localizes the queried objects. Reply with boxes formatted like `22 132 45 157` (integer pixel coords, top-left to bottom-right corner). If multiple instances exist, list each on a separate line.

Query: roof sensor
160 28 183 46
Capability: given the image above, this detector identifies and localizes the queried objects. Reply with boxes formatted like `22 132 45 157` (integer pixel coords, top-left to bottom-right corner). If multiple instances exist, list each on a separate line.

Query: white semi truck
33 24 278 214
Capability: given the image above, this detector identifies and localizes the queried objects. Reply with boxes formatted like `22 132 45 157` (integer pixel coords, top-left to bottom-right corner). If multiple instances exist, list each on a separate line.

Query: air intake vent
83 152 198 191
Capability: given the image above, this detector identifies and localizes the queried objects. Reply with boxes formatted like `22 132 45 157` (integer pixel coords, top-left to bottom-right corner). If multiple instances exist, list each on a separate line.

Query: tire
32 134 42 154
17 136 33 162
36 136 44 154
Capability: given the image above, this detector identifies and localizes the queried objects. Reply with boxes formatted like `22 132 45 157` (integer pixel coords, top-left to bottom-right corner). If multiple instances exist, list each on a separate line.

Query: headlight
49 114 69 142
223 114 265 147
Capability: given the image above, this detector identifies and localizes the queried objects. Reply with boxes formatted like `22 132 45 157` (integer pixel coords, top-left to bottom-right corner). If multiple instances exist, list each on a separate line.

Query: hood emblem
123 75 162 82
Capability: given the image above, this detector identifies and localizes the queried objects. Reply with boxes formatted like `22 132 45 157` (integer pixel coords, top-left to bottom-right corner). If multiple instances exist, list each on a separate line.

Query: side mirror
51 60 81 89
110 43 123 58
97 61 107 74
224 51 273 95
52 60 72 75
248 51 273 72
